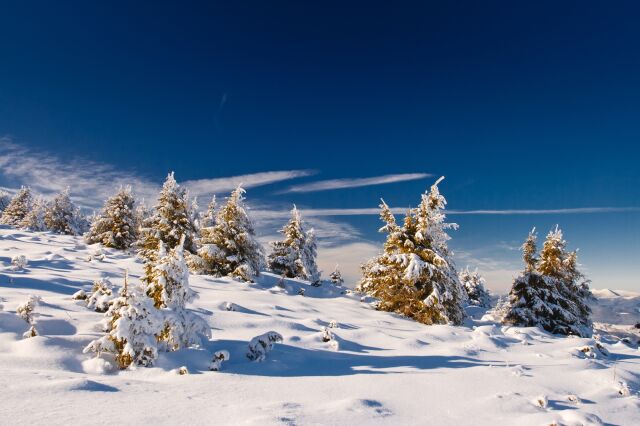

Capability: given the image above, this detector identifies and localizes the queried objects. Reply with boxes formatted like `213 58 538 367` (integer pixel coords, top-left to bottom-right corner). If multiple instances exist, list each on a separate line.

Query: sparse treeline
0 186 88 234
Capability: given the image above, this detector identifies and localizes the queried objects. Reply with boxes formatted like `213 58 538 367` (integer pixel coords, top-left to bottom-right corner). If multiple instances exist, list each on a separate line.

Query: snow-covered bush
329 265 344 286
502 227 592 337
459 267 491 308
321 327 333 342
72 289 87 300
209 350 230 371
357 177 465 325
84 274 163 369
0 186 32 226
247 331 283 361
267 206 320 283
19 197 48 231
86 278 115 312
85 186 139 249
11 254 28 271
43 188 88 235
198 186 264 282
16 295 41 338
146 237 211 351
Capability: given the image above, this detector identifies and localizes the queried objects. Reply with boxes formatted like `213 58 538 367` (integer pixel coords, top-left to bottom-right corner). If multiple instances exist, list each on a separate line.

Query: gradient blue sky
1 1 639 291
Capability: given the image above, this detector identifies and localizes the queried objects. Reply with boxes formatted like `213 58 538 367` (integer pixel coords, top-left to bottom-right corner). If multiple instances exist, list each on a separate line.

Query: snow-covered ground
0 226 638 425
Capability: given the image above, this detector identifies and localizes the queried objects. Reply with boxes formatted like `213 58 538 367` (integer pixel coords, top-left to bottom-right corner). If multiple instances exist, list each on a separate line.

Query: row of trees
3 174 593 339
355 177 592 337
0 186 88 234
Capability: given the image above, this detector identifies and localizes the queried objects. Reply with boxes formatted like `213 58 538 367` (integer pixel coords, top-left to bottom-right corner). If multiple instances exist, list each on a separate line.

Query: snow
0 225 639 425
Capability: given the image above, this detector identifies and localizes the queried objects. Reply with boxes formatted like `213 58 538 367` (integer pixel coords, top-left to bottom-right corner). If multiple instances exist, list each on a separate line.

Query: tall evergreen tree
198 186 264 282
0 186 32 226
502 226 592 337
267 206 320 283
86 187 139 249
43 188 88 235
357 177 465 325
137 172 198 281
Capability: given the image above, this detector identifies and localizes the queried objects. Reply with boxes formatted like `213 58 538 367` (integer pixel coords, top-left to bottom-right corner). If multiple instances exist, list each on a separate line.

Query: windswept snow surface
0 226 638 425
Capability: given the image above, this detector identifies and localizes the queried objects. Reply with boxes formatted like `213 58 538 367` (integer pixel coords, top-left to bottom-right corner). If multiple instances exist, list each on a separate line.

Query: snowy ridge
0 226 639 425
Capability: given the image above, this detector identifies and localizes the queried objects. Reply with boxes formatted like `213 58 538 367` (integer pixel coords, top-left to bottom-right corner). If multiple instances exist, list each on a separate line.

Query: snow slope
0 226 638 425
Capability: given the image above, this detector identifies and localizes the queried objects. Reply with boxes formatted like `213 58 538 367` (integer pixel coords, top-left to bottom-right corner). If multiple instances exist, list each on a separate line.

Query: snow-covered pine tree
357 177 465 325
84 272 163 369
0 189 10 213
198 186 264 282
329 265 344 286
146 236 211 350
0 186 32 226
502 227 592 337
137 172 198 281
43 188 88 235
267 206 320 283
85 186 138 249
201 195 217 228
459 267 491 308
18 196 48 231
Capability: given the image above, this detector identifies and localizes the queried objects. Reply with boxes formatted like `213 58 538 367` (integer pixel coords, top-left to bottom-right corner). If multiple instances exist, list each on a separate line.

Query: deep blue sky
1 1 639 290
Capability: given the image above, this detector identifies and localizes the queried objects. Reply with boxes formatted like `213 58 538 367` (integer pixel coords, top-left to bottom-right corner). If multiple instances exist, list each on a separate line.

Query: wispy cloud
262 206 640 217
0 138 313 210
183 170 316 199
281 173 432 193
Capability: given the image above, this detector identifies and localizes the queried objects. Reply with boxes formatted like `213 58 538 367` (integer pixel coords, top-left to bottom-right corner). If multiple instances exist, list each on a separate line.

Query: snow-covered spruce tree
198 186 264 282
459 267 491 308
502 227 592 337
43 188 88 235
201 195 217 228
84 272 163 369
267 206 320 283
0 189 10 213
137 172 198 280
0 186 32 226
146 236 211 350
357 177 465 325
85 187 138 249
19 196 48 231
329 265 344 286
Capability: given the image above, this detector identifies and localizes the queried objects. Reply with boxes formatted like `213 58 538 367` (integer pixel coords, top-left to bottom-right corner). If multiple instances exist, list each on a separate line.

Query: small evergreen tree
137 172 198 281
84 273 163 369
502 227 592 337
459 267 491 308
146 236 211 350
19 196 48 231
43 188 87 235
329 265 344 286
198 186 264 282
267 206 320 283
0 189 10 213
357 177 465 325
201 195 217 228
0 186 32 226
86 187 138 249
